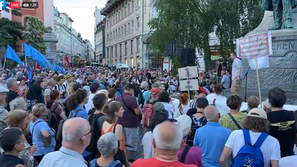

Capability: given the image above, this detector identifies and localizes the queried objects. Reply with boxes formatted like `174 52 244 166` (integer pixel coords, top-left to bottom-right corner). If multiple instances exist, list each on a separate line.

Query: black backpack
138 91 145 108
47 103 60 132
85 110 105 154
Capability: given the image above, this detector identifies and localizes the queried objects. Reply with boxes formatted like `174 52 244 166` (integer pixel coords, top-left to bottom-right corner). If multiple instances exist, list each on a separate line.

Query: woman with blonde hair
29 103 55 163
4 110 36 167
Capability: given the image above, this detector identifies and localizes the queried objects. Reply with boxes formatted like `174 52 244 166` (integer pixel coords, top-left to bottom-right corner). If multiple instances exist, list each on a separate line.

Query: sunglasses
80 128 94 140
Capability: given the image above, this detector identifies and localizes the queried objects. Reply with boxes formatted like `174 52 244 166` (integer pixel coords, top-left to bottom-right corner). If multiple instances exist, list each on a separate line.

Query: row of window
107 38 141 58
107 0 141 27
106 17 140 41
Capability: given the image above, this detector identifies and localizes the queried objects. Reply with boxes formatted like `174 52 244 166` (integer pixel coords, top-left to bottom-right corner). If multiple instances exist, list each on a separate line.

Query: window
116 30 118 38
132 0 134 11
107 34 109 41
125 58 127 64
128 23 130 32
128 3 130 13
132 20 134 29
137 38 140 52
121 9 124 19
137 0 140 7
110 32 113 40
125 42 127 55
137 17 140 28
130 40 133 54
125 25 127 34
115 45 117 57
111 47 113 58
120 44 122 57
125 6 127 16
121 27 123 36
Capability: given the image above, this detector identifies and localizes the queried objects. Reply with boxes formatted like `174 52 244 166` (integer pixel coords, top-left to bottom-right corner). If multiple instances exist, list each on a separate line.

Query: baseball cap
247 108 267 119
0 86 9 93
150 87 160 95
153 102 164 112
175 115 192 137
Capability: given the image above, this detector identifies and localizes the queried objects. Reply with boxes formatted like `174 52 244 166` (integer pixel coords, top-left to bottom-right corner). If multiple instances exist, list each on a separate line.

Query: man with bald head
38 118 91 167
132 121 196 167
193 105 231 167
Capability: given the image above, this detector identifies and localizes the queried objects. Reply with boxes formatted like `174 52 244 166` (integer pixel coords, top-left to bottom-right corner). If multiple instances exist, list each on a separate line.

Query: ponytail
66 95 78 111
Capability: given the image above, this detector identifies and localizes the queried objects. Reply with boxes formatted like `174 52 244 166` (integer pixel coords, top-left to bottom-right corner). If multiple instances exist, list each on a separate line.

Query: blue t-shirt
30 118 56 156
70 105 88 119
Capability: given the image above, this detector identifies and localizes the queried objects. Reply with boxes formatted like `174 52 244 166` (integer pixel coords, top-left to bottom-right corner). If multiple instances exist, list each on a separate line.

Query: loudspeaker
180 48 196 66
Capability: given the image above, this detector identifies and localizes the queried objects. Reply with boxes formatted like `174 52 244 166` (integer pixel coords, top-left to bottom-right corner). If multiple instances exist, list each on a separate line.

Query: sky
54 0 108 47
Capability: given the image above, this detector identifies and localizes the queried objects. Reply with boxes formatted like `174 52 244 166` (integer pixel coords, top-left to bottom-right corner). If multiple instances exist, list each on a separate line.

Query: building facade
53 7 89 65
101 0 151 68
94 19 105 65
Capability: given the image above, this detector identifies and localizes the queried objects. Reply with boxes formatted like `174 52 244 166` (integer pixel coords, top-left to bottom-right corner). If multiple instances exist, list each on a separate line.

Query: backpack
142 101 157 128
232 129 268 167
47 103 60 132
138 91 145 108
85 112 104 154
89 159 120 167
56 108 83 141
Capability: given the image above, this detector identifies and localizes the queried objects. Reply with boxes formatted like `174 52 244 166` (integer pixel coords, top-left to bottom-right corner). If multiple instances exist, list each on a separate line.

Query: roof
101 0 124 16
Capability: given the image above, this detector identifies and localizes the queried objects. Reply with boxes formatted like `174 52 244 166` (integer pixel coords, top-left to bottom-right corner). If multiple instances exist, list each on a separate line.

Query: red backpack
142 101 157 128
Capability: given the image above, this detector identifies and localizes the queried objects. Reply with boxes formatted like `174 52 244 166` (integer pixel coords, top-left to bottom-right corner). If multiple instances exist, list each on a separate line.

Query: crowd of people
0 64 295 167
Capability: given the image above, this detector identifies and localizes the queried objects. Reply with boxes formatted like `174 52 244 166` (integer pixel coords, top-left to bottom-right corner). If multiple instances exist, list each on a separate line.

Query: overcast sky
54 0 107 47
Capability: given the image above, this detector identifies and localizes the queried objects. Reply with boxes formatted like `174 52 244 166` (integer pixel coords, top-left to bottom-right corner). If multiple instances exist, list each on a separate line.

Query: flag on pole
29 45 55 71
5 45 24 67
23 43 31 57
27 68 33 86
64 55 70 67
55 62 65 74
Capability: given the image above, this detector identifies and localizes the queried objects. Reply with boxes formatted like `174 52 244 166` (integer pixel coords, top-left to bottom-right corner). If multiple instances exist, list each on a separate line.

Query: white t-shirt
231 58 242 80
207 94 230 115
85 93 96 112
142 131 154 159
181 105 190 115
279 155 297 167
161 102 174 119
225 130 281 167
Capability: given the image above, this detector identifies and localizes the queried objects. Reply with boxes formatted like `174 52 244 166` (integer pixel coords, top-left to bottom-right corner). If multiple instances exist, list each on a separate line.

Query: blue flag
27 68 33 86
29 45 55 71
55 62 64 74
5 45 24 67
23 43 31 57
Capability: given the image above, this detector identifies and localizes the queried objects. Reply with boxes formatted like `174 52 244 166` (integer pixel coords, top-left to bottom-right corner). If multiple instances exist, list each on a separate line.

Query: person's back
207 93 229 115
38 118 90 167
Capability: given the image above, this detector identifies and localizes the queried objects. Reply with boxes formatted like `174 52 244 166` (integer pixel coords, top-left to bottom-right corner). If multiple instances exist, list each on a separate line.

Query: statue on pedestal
261 0 297 30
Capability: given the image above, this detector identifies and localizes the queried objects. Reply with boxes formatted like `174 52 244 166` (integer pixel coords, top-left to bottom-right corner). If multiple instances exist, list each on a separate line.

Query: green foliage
149 0 264 68
22 16 52 54
0 0 24 50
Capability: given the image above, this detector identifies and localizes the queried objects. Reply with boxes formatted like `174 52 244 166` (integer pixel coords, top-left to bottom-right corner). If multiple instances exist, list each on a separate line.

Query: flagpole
3 58 6 69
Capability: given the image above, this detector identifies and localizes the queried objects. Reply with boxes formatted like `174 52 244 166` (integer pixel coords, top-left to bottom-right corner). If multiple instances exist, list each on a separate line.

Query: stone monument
241 8 297 104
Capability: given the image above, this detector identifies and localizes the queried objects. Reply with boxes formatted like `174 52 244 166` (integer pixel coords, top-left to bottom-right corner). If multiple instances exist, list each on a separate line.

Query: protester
6 78 20 111
0 86 9 124
67 88 88 119
85 83 100 112
132 121 196 167
179 93 190 115
38 118 91 167
206 84 229 115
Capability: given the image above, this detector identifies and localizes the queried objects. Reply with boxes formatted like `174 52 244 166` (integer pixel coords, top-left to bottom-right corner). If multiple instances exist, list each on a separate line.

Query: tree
22 16 52 54
149 0 264 70
0 0 24 50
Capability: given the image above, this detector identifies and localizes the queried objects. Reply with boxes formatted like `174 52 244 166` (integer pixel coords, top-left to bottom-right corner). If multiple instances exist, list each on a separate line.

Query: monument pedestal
242 9 297 104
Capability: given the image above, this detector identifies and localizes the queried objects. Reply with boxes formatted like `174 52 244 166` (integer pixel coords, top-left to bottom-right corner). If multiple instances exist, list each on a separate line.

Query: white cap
247 108 267 120
0 86 9 93
175 115 192 137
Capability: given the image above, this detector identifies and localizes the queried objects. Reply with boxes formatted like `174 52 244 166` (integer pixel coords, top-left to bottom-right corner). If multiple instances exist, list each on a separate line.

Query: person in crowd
26 78 44 108
85 83 100 112
67 89 88 119
176 115 203 167
17 78 28 97
90 132 124 167
46 90 67 121
219 95 247 131
63 82 82 117
9 97 27 111
43 79 56 104
142 109 169 159
132 121 196 167
230 52 242 95
98 89 109 99
101 101 125 152
55 76 66 100
138 81 150 108
0 127 26 167
279 155 297 167
242 96 260 113
115 84 141 161
178 93 190 115
158 91 174 119
194 105 231 167
38 118 91 167
0 87 9 124
30 103 56 163
207 84 229 115
5 110 35 167
220 108 280 167
267 87 296 157
6 78 20 111
108 88 116 103
220 71 231 89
